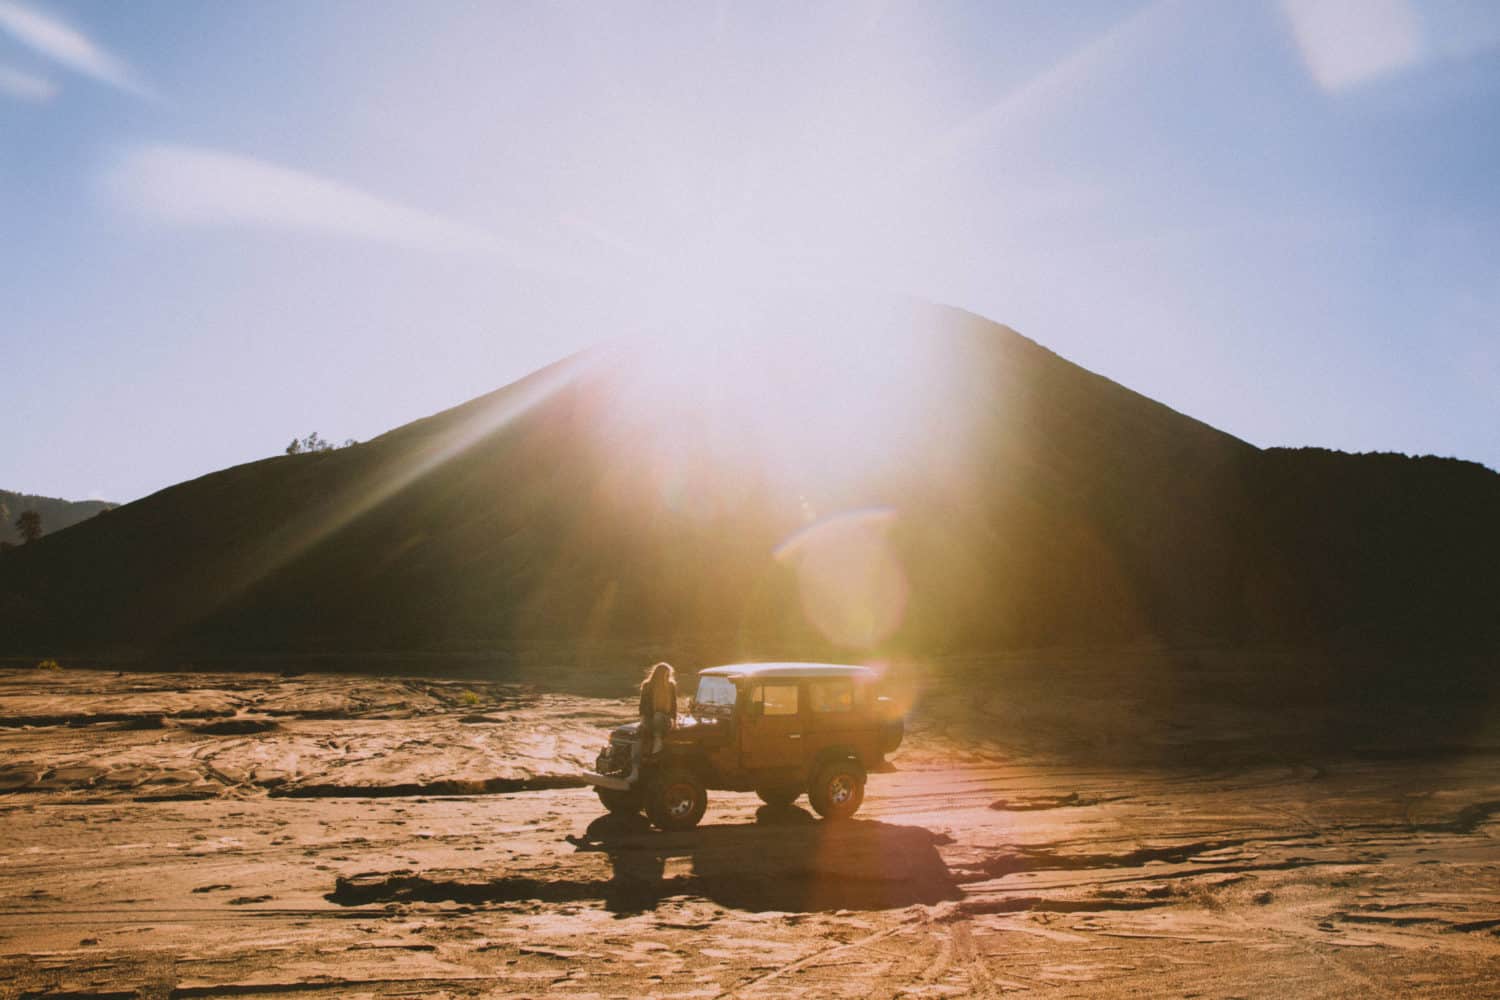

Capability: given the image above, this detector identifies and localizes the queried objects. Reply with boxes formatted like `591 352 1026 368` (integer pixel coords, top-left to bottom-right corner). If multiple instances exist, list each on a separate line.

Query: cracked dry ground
1 666 1499 998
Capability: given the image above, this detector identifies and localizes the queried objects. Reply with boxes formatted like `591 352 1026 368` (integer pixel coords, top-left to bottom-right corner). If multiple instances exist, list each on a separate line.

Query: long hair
640 661 674 692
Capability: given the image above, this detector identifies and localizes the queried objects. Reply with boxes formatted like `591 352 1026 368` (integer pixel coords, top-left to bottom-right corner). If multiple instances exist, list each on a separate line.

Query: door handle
788 733 802 739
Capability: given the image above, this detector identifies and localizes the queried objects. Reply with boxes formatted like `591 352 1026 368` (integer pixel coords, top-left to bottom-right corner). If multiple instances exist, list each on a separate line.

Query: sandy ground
1 662 1499 998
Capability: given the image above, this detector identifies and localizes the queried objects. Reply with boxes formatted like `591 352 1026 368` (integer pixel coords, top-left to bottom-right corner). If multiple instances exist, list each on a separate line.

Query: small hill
0 491 115 547
1 298 1496 660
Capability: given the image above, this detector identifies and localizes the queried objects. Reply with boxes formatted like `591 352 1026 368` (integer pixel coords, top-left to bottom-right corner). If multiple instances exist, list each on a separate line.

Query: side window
809 679 854 713
754 683 800 717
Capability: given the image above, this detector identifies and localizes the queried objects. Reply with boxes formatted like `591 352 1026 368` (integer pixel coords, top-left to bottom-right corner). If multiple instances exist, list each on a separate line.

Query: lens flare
775 507 909 649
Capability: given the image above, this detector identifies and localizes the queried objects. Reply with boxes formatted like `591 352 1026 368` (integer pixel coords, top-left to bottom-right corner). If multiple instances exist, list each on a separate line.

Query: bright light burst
598 294 965 504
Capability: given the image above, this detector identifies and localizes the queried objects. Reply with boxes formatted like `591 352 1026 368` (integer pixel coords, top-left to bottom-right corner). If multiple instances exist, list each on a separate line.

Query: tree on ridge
286 432 338 456
15 510 42 544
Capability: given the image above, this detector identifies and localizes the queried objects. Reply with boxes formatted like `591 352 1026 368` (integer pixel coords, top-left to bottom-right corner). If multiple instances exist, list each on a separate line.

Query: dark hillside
1233 447 1500 643
1 301 1496 660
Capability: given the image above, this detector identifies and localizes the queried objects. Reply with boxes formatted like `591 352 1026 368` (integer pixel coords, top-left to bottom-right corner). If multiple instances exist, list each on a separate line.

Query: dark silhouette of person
638 661 677 761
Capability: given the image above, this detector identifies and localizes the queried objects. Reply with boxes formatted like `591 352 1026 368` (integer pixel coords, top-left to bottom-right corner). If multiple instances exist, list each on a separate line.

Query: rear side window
809 679 854 713
754 683 800 717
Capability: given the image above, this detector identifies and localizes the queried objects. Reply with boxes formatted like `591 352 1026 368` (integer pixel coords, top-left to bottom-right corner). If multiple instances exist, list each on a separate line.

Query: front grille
596 742 632 776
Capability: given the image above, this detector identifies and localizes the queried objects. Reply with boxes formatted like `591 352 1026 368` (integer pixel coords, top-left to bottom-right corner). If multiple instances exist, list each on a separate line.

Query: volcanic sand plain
1 650 1498 998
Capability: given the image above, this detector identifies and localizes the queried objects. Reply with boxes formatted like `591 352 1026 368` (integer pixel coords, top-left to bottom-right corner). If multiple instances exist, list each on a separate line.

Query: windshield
694 676 737 711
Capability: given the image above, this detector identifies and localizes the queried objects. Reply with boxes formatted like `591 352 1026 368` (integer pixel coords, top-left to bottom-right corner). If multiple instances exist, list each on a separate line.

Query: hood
609 715 722 743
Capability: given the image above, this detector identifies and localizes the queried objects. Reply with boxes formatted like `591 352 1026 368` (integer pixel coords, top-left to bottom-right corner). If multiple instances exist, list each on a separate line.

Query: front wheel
596 785 643 815
645 768 708 831
808 759 865 820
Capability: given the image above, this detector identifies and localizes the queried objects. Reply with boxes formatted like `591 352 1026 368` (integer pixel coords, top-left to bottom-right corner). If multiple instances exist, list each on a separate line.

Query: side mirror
746 701 764 719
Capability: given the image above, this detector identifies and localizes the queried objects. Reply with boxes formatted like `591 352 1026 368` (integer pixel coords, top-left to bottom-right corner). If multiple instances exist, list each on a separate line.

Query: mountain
2 298 1496 660
0 491 115 547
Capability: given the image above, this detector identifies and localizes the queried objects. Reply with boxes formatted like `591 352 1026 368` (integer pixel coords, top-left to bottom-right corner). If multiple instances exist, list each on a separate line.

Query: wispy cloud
1281 0 1424 91
105 144 560 270
0 0 152 99
0 62 54 101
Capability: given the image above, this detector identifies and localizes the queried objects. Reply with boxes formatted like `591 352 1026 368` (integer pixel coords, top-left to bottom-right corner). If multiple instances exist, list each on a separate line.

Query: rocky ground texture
1 661 1498 998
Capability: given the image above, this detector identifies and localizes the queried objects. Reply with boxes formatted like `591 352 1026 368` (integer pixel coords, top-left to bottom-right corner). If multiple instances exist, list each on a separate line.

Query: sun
598 290 966 506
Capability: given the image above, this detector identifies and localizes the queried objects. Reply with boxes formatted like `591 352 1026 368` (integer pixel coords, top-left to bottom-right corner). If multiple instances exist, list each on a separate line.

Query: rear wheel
879 716 905 755
596 785 643 815
755 785 802 808
809 759 865 820
645 768 708 831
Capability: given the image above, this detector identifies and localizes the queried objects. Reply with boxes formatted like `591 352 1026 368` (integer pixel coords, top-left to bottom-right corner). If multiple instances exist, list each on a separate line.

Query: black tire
808 759 866 820
879 716 905 756
645 767 708 831
755 785 802 808
596 785 643 815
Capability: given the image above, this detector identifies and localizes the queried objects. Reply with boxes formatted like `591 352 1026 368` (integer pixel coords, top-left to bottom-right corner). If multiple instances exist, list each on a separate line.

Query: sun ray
863 0 1179 199
177 350 600 635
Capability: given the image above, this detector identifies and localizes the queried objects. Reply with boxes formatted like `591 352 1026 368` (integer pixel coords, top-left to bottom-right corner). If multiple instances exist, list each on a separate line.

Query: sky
2 0 1498 503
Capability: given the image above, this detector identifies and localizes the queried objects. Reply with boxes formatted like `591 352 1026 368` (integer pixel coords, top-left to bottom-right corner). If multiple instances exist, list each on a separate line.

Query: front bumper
579 770 632 791
581 738 635 790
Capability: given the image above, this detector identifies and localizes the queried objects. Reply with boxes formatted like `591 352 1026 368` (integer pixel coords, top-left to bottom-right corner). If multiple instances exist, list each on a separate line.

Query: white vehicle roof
696 662 877 681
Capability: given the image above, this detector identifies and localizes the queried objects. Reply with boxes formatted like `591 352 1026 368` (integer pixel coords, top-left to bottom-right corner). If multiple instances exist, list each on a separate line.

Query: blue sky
2 0 1498 502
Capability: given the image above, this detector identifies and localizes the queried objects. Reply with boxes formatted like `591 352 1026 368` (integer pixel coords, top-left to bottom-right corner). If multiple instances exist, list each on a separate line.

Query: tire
808 758 866 820
645 767 708 831
596 785 643 815
755 785 802 808
879 716 905 756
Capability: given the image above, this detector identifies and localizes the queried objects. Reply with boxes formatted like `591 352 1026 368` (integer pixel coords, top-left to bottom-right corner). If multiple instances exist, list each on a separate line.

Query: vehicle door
740 680 805 771
804 677 861 759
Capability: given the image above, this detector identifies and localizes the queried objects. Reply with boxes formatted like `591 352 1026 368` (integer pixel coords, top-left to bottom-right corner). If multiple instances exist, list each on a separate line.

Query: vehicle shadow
328 805 959 915
568 804 961 915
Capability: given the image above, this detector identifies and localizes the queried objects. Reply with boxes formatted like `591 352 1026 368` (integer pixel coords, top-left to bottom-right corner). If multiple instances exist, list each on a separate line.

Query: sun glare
573 292 983 650
600 293 964 507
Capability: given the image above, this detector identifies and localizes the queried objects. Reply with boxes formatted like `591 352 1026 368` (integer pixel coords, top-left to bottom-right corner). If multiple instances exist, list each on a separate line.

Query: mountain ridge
2 301 1495 660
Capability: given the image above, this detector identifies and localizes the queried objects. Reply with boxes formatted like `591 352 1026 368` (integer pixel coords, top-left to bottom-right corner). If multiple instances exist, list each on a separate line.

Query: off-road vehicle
582 662 905 830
